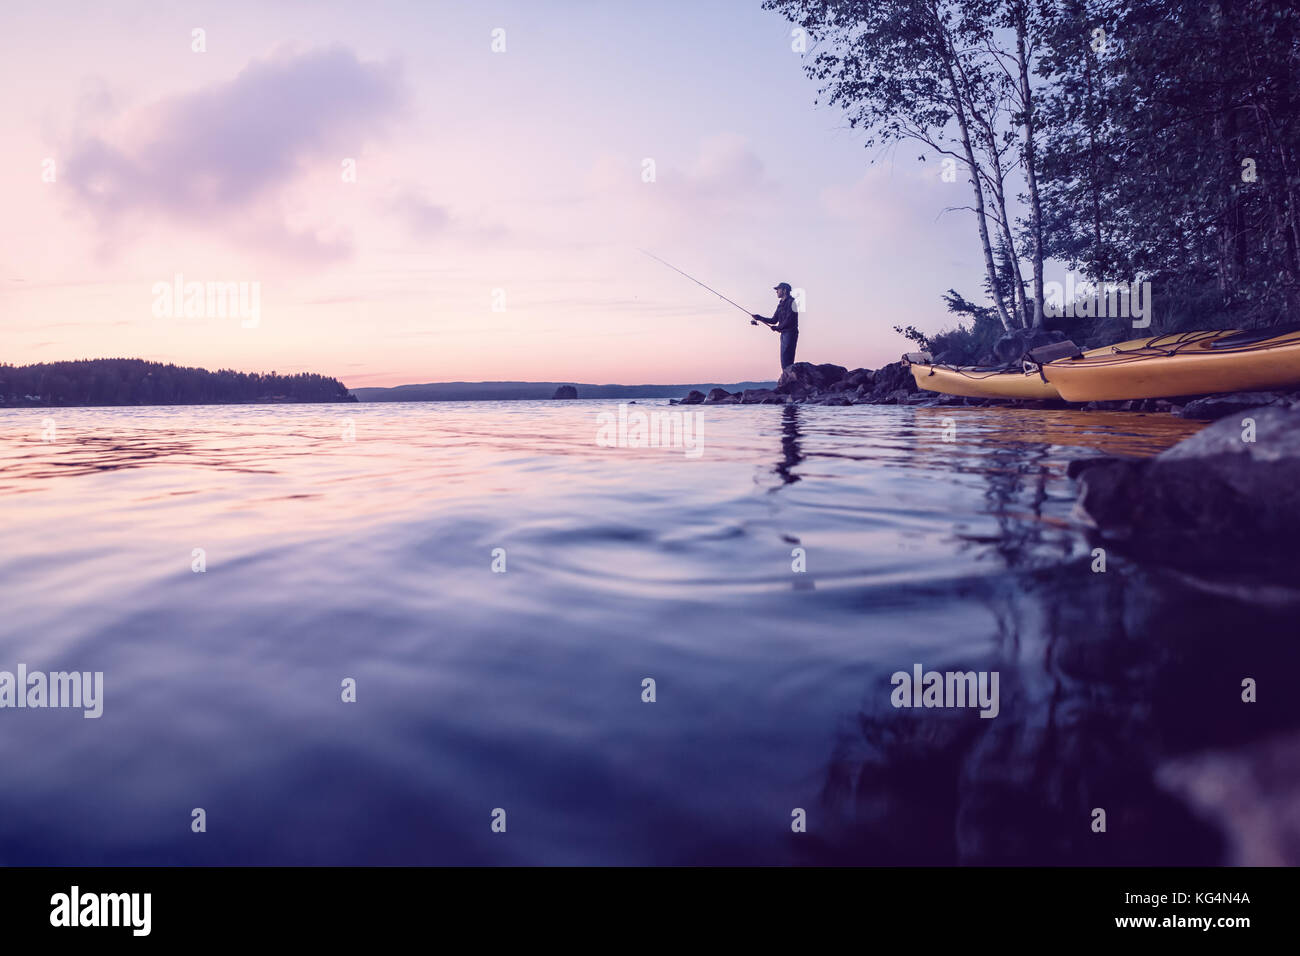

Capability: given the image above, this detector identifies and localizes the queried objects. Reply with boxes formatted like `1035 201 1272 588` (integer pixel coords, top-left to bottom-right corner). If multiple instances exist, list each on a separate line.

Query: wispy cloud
63 46 405 262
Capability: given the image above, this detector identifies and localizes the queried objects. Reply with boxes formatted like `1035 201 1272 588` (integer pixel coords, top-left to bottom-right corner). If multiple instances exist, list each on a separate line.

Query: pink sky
1 0 990 387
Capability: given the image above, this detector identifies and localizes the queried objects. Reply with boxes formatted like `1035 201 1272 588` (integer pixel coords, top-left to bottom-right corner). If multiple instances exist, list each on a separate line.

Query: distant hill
350 381 777 402
0 358 356 407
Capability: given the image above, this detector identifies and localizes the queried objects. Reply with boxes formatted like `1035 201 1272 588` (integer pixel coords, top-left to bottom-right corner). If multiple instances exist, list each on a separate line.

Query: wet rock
1177 391 1291 420
552 385 577 399
818 394 852 406
864 361 920 402
740 388 780 404
842 367 875 389
1157 730 1300 865
1069 405 1300 571
678 389 706 405
703 387 732 403
992 327 1066 363
776 362 848 395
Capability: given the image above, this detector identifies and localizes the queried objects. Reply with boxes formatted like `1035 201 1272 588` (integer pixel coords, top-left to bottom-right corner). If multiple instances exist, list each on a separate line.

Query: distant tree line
0 359 356 407
766 0 1300 354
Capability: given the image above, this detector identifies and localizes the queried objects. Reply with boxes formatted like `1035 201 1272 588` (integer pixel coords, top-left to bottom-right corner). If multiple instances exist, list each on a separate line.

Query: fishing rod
639 249 759 323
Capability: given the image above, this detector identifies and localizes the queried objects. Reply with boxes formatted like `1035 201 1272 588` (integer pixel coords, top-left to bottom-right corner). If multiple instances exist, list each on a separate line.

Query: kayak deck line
1039 329 1300 401
905 328 1300 403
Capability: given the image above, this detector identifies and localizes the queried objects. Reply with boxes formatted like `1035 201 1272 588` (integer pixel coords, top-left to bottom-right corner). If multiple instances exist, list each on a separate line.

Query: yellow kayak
907 361 1061 400
904 339 1150 400
1038 328 1300 401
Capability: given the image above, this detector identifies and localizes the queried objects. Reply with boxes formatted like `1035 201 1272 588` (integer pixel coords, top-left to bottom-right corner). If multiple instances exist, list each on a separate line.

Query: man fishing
752 282 799 370
638 251 800 372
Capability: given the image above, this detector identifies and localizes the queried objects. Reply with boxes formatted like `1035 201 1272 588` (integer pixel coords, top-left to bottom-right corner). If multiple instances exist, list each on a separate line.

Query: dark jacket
766 297 798 333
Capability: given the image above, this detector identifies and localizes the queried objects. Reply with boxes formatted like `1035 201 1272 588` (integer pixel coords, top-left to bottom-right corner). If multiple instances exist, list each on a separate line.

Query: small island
0 358 356 408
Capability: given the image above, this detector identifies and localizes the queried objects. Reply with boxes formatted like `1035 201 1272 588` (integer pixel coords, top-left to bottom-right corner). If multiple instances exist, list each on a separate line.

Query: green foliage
1035 0 1300 328
893 324 933 351
768 0 1300 337
894 290 1007 364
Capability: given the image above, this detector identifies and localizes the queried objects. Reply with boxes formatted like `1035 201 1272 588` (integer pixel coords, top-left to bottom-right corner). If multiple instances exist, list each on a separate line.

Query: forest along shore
0 359 356 407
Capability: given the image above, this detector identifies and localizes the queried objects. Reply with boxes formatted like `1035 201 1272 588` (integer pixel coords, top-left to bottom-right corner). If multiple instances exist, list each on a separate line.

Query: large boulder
861 361 919 403
552 385 578 399
776 362 848 395
992 327 1066 364
703 387 732 403
678 389 706 405
843 367 875 389
1068 405 1300 571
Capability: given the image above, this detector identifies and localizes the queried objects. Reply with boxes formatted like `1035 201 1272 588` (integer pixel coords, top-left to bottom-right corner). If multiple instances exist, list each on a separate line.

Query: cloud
390 187 452 237
63 47 405 262
386 184 511 245
683 132 767 199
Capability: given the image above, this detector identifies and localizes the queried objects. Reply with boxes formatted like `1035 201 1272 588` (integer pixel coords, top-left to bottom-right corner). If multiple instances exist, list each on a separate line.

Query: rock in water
678 389 706 405
1177 391 1291 420
1069 405 1300 572
703 387 731 403
864 361 919 402
552 385 578 399
1157 730 1300 865
776 362 847 395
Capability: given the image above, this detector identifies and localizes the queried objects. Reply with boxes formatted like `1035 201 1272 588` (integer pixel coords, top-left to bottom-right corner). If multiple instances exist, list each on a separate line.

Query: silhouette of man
752 282 798 370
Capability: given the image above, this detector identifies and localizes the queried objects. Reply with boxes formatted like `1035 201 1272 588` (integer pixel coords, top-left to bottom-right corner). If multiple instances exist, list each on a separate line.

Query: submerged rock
1069 405 1300 571
1177 390 1294 420
552 385 577 399
1157 730 1300 865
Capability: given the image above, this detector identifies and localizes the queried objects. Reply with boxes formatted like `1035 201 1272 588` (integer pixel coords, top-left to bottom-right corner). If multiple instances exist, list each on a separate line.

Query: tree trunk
951 90 1015 331
937 25 1015 331
1015 5 1046 326
1085 48 1103 281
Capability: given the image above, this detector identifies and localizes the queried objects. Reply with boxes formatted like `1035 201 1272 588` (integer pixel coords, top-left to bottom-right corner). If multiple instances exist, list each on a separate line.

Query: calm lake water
1 400 1296 865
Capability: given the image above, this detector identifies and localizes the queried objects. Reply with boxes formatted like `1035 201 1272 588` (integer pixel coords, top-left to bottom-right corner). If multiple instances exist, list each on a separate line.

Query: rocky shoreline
670 359 1300 422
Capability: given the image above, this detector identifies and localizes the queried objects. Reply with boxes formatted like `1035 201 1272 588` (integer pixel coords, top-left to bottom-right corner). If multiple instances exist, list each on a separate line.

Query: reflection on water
773 404 804 488
0 401 1292 865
